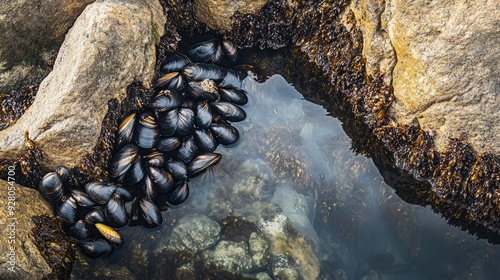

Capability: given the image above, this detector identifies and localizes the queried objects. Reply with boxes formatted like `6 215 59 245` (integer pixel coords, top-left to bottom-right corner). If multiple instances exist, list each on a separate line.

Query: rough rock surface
346 0 499 154
0 180 52 279
193 0 269 30
201 240 253 274
0 0 95 92
0 0 165 169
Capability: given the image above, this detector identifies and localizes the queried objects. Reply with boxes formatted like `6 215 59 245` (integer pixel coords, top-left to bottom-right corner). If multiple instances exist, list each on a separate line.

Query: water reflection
72 74 500 279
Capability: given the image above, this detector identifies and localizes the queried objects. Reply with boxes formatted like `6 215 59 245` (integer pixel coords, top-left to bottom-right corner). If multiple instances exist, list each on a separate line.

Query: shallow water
72 74 500 279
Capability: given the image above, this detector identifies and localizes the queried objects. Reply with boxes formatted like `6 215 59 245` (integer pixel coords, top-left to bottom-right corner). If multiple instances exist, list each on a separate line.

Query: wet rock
161 213 220 253
173 263 196 280
0 180 53 279
271 254 300 280
249 232 269 270
193 0 269 30
202 240 253 274
0 0 165 169
255 272 273 280
0 0 95 92
91 264 137 280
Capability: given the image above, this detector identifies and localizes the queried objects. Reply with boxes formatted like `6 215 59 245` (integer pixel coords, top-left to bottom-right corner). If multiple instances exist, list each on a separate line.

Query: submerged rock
0 0 165 169
202 240 253 274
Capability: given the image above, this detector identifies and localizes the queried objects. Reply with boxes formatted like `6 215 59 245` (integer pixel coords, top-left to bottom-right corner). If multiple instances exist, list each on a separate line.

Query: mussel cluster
37 38 250 258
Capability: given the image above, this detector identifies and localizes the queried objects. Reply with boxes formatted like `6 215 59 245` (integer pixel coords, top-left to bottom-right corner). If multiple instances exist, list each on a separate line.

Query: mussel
177 135 199 163
134 111 160 149
79 239 114 258
95 223 124 246
84 208 106 224
166 180 189 205
104 193 129 228
137 198 163 228
116 112 136 148
187 79 220 102
194 100 212 128
148 90 182 112
110 144 139 180
219 69 244 90
144 151 165 168
68 220 91 240
55 166 70 183
85 182 117 205
158 108 195 137
221 39 238 62
124 157 146 186
219 88 248 105
193 129 218 152
188 153 222 178
161 53 191 73
71 189 96 208
188 38 219 63
57 196 78 224
157 136 181 152
166 159 188 181
210 102 246 122
154 72 186 92
209 123 240 145
182 63 227 82
148 166 174 193
39 172 64 202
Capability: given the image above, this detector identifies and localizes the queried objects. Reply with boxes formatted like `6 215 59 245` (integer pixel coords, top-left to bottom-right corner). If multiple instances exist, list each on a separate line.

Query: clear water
71 74 500 279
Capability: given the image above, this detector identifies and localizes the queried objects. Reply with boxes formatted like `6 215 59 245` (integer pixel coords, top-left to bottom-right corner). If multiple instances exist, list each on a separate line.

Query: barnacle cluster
36 37 252 258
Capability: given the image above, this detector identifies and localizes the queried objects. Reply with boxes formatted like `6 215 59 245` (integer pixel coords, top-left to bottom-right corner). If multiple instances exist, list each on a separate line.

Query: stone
0 0 95 92
201 240 253 274
0 0 166 169
162 213 221 253
344 0 499 154
0 180 53 279
248 232 269 270
193 0 269 30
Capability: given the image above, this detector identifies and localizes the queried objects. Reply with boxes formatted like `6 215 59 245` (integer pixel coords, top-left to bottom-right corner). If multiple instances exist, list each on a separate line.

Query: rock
344 0 499 154
201 240 253 274
0 180 53 279
0 0 95 92
161 213 221 253
193 0 269 30
0 0 166 169
249 232 269 270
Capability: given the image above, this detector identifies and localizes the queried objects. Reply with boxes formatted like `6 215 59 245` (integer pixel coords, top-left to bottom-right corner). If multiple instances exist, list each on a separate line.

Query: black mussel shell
39 172 64 202
68 220 91 240
116 112 136 148
144 151 165 168
161 53 191 73
79 239 114 258
221 39 238 62
154 72 186 92
56 166 70 182
181 98 194 109
143 176 157 200
219 69 244 90
219 88 248 105
188 38 219 63
177 135 199 164
212 43 224 64
193 129 218 153
138 198 163 228
84 208 106 224
182 63 227 82
114 187 134 202
58 196 78 224
166 159 188 181
210 123 240 145
188 153 222 178
134 111 159 149
110 144 139 180
149 166 174 193
85 182 117 205
158 108 194 137
95 223 124 246
124 157 146 186
166 180 189 205
210 102 246 122
71 189 96 208
157 136 181 152
105 193 129 228
194 100 212 128
187 79 220 102
148 90 182 112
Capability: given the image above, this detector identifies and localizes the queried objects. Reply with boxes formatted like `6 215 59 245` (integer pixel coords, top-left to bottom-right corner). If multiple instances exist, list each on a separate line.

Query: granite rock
193 0 269 30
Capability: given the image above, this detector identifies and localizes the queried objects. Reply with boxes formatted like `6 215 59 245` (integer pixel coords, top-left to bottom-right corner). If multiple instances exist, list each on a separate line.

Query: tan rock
0 0 95 92
0 0 166 169
0 180 52 279
193 0 269 30
383 0 500 154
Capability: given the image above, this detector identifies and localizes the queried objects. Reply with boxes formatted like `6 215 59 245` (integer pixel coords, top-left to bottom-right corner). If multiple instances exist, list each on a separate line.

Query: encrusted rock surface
0 0 95 92
0 0 165 170
193 0 269 30
0 180 52 279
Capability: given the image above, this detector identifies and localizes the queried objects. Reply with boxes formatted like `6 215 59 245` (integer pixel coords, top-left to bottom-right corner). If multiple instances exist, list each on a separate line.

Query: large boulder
347 0 499 154
0 0 166 169
193 0 269 30
0 0 95 92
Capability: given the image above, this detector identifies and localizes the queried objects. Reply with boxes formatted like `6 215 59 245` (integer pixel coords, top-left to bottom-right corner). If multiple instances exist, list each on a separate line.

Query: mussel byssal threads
36 37 251 258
